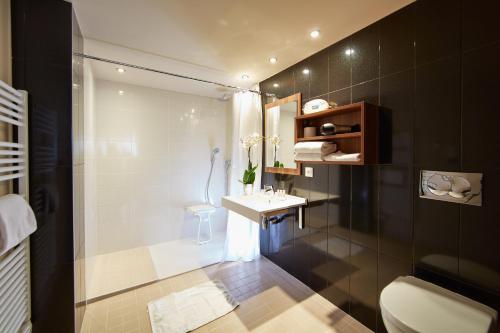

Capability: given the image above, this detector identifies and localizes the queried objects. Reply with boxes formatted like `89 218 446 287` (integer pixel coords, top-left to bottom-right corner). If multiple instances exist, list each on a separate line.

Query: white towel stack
294 142 337 161
0 194 37 256
294 142 360 162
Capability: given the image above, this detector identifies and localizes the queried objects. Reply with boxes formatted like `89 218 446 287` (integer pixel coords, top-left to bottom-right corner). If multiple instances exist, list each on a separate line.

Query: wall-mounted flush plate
420 170 482 206
305 167 313 178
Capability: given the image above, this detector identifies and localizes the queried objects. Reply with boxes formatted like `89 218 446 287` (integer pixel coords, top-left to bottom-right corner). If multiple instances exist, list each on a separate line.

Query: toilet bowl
380 276 497 333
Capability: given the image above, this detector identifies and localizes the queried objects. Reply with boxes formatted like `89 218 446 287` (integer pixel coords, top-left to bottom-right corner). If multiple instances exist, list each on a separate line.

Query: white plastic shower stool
186 204 216 244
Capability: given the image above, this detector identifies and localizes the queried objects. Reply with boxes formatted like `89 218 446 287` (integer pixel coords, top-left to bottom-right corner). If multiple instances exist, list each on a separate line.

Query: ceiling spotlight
241 74 250 80
310 30 320 39
116 67 126 73
118 90 125 95
302 68 310 75
345 48 354 55
273 83 279 88
269 57 278 64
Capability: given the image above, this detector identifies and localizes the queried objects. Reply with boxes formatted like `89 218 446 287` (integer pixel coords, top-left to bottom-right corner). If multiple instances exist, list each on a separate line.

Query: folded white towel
324 152 361 161
0 194 37 256
295 152 360 162
294 153 323 161
294 142 337 155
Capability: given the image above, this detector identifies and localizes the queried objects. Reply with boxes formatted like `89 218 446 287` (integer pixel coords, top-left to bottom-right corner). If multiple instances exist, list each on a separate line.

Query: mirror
264 93 301 175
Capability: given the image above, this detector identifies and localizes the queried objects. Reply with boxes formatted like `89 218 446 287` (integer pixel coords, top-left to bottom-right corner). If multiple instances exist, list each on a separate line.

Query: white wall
93 79 229 254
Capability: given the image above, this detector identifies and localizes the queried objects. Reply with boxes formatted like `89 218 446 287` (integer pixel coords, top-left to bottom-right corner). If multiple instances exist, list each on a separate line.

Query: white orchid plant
239 132 264 185
269 134 283 168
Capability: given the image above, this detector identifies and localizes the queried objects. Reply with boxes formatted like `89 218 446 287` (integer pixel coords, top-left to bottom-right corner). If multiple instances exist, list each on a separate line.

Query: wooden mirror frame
264 93 301 175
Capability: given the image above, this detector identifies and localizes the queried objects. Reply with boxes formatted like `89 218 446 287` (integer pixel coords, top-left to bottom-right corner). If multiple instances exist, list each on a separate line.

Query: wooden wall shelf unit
295 101 379 165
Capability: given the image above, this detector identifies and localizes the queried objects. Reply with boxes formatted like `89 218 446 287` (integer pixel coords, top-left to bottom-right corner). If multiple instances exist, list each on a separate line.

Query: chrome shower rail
73 53 275 97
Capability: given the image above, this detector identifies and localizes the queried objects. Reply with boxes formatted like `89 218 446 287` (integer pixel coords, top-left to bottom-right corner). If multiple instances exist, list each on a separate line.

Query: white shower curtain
221 88 262 262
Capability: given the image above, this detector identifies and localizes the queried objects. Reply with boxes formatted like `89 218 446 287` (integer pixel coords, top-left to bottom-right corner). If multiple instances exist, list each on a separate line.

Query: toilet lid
380 276 497 333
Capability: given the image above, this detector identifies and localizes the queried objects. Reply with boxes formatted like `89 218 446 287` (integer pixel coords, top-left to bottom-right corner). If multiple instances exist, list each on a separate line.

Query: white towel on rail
0 194 37 255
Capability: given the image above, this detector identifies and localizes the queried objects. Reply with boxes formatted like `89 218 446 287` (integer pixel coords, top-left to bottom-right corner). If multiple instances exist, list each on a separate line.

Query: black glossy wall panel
12 0 76 332
351 24 379 85
379 5 415 76
260 1 500 331
328 37 352 91
415 56 461 170
415 0 460 65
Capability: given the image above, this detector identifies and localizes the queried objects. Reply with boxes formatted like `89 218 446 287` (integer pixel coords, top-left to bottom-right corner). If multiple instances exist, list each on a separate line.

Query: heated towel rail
0 79 31 333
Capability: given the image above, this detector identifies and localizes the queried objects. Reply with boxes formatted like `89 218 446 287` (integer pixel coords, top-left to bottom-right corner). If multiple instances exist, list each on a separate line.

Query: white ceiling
73 0 413 98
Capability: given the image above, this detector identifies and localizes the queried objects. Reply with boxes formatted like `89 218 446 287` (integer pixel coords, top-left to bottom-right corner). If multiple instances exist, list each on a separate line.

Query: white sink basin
222 193 307 223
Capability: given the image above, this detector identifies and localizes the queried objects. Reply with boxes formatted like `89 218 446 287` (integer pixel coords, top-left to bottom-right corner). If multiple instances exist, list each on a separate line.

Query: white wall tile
92 80 229 254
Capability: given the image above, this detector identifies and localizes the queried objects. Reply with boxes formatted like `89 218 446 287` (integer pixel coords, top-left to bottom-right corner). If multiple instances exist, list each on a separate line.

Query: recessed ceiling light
310 30 320 39
269 57 278 64
273 83 279 88
302 68 310 75
241 74 250 80
345 48 354 55
116 67 126 73
118 90 125 95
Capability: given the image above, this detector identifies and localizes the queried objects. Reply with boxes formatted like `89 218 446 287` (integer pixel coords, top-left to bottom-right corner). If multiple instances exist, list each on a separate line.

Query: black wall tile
291 174 311 284
414 195 460 277
351 23 380 85
462 0 500 51
329 37 352 91
329 88 351 106
380 69 414 166
460 170 500 294
259 0 500 328
308 165 329 292
351 166 378 250
380 5 415 76
12 1 76 332
328 165 351 240
462 43 500 170
415 56 460 170
323 235 352 313
268 217 295 273
309 49 329 97
309 230 328 293
352 79 379 105
293 60 310 100
263 69 294 100
379 166 413 261
349 244 378 331
378 254 413 332
416 0 460 65
259 224 270 257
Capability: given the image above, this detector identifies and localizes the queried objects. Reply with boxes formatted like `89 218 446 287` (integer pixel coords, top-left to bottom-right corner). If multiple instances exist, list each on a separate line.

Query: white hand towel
294 142 337 155
323 152 361 162
294 153 323 161
0 194 37 255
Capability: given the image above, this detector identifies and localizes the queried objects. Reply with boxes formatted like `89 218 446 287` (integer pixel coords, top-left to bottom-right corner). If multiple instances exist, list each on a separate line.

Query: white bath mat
147 280 239 333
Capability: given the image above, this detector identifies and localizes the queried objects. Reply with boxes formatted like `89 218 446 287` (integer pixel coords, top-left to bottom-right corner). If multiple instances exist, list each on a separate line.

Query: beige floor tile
81 257 372 333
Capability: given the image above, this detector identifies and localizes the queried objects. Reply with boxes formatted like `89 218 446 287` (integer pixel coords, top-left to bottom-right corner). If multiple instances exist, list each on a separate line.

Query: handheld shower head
206 147 220 205
211 148 220 162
